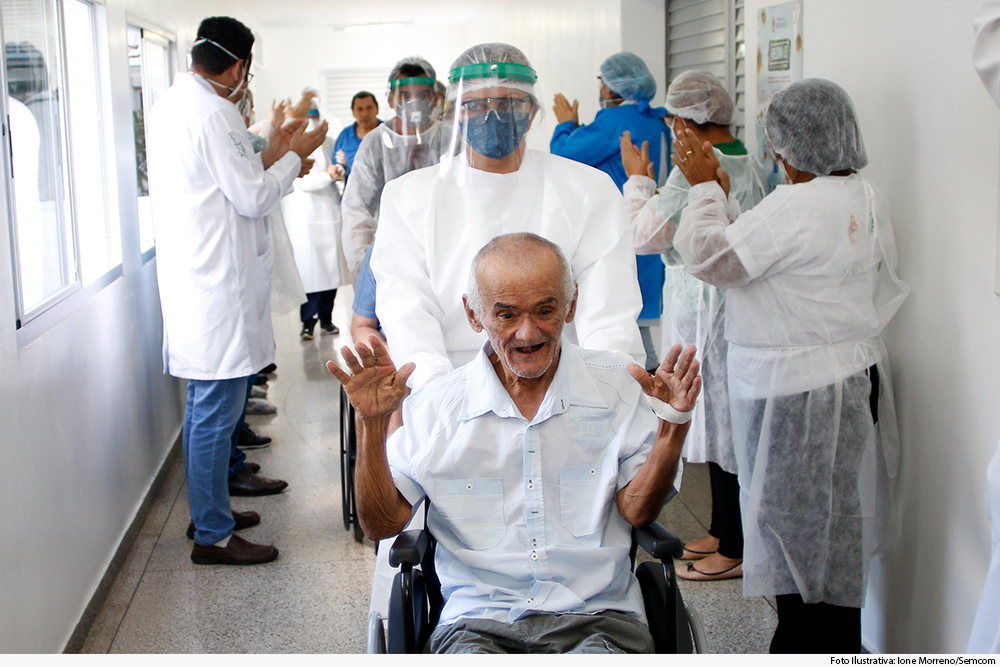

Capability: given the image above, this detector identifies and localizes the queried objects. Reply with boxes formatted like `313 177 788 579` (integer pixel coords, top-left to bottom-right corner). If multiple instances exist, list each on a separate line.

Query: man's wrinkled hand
627 344 702 413
327 336 415 420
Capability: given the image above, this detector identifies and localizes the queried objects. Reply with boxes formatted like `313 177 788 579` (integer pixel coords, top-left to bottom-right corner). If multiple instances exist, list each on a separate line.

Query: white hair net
765 78 868 176
447 43 537 99
664 70 733 125
389 56 436 83
600 52 656 101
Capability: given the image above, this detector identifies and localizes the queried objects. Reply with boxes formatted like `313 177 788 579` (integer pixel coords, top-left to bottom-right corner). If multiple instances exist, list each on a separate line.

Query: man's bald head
465 233 575 320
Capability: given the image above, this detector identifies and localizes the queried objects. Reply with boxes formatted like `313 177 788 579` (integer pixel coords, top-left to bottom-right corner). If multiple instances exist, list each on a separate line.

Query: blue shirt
351 244 377 319
550 102 669 319
333 120 381 177
388 342 657 626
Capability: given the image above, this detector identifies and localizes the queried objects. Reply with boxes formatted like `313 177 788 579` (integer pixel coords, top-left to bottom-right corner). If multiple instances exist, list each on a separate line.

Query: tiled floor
79 295 776 653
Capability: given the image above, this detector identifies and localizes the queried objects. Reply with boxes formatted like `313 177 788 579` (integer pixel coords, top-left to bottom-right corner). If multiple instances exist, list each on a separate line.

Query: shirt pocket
433 477 506 550
559 463 614 537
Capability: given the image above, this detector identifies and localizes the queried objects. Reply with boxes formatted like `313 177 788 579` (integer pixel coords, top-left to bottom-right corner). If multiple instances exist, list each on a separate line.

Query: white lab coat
281 135 347 293
370 149 646 390
969 443 1000 653
147 72 300 380
675 176 909 607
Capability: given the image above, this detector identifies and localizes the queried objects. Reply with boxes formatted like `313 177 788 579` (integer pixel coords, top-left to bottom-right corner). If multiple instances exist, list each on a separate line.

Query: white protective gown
975 0 1000 107
370 149 646 390
969 443 1000 653
340 121 451 278
675 175 909 607
624 150 766 472
281 135 347 294
147 73 300 380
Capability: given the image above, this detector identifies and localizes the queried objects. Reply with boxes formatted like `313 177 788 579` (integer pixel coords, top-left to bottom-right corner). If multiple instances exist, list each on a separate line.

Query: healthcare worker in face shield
148 16 327 565
369 42 646 391
340 56 451 279
672 78 909 653
620 70 766 582
551 53 669 371
281 107 348 339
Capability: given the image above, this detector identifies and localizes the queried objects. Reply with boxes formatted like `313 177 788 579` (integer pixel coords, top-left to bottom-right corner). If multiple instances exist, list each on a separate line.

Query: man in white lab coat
147 16 325 565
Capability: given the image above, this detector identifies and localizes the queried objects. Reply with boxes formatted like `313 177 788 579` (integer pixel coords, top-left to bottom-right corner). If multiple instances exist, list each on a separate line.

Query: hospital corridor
4 0 1000 656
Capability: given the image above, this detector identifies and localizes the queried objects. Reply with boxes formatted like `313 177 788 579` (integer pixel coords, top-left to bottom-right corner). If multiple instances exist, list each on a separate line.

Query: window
2 0 120 328
127 23 174 256
666 0 747 139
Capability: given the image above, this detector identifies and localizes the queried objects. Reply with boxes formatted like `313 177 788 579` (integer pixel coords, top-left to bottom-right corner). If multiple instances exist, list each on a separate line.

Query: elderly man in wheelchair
328 233 703 654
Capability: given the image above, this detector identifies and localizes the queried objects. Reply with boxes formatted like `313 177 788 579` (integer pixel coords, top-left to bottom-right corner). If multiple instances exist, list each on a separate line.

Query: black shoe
259 363 277 374
190 534 278 565
300 323 315 340
228 468 288 496
238 425 271 450
319 321 340 335
187 509 261 539
253 373 268 386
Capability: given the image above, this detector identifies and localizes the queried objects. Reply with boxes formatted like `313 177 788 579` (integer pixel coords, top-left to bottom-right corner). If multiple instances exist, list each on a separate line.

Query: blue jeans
183 376 253 545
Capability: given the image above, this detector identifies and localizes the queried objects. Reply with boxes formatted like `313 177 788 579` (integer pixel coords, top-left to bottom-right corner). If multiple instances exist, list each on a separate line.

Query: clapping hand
672 126 730 196
327 336 415 420
290 119 328 159
620 130 656 180
627 344 702 414
552 93 580 125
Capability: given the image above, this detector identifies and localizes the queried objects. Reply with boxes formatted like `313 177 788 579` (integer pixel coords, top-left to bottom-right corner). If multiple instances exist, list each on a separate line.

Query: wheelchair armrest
634 521 684 561
389 530 429 568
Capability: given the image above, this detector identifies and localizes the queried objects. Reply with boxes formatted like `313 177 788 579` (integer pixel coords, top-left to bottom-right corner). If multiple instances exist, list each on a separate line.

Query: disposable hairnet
600 52 656 101
664 70 734 125
448 43 537 98
389 56 436 83
765 78 868 175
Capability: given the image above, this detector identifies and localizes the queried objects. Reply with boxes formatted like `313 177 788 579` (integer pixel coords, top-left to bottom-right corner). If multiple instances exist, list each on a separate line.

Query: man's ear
463 295 484 333
565 284 579 324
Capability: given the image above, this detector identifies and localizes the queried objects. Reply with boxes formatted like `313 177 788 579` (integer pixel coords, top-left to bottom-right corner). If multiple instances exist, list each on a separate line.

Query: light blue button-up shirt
388 342 659 627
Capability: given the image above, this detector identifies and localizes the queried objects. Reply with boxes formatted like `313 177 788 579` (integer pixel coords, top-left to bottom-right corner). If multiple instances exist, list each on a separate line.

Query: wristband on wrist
645 394 694 424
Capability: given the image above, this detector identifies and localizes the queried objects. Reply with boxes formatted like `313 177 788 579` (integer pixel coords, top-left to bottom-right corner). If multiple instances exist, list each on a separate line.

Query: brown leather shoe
186 509 261 540
191 534 278 565
228 468 288 496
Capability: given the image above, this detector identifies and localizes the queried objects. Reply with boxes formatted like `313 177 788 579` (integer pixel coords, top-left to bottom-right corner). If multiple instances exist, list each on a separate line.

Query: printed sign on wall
756 0 803 192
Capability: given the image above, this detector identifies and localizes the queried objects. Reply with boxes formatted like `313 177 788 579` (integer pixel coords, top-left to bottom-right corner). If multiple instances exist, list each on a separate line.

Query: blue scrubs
550 102 668 321
333 120 381 177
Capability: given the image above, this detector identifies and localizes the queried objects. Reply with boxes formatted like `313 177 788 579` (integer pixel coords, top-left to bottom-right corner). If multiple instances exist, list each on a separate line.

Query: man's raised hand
326 336 415 420
627 344 702 413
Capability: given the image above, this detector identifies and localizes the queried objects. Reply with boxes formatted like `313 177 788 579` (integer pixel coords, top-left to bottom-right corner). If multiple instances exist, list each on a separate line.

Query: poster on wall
756 0 803 191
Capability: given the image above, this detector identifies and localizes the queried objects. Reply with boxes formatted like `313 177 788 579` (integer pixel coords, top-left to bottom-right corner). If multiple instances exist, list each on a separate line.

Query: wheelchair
365 505 708 654
339 385 364 543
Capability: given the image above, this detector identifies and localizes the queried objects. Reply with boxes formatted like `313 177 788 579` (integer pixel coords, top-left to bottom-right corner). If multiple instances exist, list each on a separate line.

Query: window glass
3 0 75 312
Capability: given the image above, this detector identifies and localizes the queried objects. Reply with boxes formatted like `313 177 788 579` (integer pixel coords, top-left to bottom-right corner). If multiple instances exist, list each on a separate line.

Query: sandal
676 560 743 581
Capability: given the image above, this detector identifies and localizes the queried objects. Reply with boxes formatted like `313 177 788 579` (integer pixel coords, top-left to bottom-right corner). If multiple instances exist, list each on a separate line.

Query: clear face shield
386 76 437 139
441 62 539 176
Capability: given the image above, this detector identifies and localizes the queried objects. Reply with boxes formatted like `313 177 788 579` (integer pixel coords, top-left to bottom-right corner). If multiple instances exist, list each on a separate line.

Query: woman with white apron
672 78 909 653
621 71 766 581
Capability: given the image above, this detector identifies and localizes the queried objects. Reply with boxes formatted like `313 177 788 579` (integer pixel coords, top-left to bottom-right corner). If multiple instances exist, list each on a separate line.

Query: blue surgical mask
462 109 532 159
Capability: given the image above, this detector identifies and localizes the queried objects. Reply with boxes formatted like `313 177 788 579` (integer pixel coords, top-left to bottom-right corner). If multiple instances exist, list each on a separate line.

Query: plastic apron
717 177 909 607
638 152 766 472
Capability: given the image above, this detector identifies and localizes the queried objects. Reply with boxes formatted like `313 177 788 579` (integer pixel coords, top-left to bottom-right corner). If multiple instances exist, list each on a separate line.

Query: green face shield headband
448 62 538 84
389 76 436 90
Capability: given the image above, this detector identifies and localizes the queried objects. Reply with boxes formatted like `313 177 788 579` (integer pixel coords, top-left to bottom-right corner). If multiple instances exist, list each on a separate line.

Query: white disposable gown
370 149 646 390
624 150 766 472
975 0 1000 107
674 175 909 607
281 135 347 293
147 73 300 380
340 121 451 278
969 442 1000 653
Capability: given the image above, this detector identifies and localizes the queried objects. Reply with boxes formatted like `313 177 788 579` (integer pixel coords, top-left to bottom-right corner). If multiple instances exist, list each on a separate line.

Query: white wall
0 0 203 652
743 0 1000 653
253 0 630 154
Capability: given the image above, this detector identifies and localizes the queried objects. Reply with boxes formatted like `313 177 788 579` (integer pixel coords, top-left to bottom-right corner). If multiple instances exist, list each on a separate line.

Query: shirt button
527 482 534 490
589 468 596 475
466 484 473 491
531 551 538 560
526 598 533 604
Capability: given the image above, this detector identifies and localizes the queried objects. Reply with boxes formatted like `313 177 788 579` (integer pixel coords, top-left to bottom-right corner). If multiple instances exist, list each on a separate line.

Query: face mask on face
397 97 433 129
462 109 532 160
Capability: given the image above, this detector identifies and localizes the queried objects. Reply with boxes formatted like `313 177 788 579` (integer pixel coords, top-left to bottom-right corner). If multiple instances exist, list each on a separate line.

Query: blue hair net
600 52 656 101
765 78 868 175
